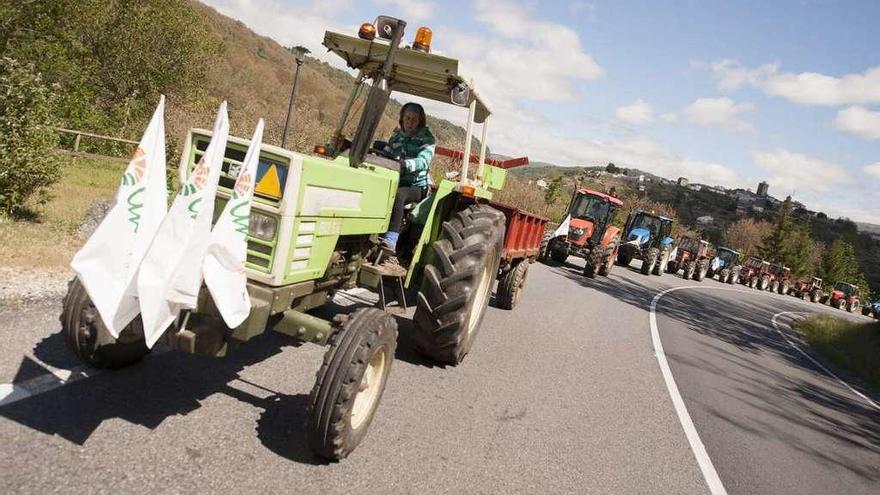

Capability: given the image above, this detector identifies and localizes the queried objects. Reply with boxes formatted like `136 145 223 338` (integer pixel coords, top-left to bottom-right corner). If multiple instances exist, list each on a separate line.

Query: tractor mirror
451 84 469 106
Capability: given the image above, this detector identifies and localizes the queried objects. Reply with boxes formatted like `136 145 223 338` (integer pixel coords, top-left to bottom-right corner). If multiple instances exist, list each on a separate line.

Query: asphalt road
1 259 877 494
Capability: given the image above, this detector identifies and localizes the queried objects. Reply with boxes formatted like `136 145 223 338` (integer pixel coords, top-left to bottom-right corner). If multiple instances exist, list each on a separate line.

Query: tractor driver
380 102 436 252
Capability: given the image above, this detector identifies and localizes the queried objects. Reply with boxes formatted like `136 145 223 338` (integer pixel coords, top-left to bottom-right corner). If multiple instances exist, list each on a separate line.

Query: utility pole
281 45 310 149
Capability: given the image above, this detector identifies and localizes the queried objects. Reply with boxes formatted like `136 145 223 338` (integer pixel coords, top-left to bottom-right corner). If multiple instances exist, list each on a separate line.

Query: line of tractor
537 188 872 317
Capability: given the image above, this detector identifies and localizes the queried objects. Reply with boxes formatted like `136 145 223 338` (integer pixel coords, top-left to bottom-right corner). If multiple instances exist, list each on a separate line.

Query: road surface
1 259 878 494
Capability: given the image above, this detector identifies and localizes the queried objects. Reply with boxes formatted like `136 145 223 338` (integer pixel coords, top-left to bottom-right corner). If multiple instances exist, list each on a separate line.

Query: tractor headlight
248 212 277 241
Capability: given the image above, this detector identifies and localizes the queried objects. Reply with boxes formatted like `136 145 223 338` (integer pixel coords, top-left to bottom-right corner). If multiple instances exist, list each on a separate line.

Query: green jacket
385 126 435 188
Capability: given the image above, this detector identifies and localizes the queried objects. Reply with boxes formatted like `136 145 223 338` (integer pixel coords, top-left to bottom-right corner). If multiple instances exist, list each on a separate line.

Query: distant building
677 177 689 187
757 181 769 197
687 184 702 191
535 179 548 189
697 215 714 225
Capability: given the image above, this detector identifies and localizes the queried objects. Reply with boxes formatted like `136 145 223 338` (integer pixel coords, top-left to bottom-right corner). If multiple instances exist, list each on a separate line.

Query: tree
544 176 563 204
820 239 869 292
605 162 619 174
723 218 773 258
0 58 61 215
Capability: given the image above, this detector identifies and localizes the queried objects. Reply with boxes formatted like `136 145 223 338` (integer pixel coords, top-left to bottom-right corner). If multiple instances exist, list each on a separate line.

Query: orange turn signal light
412 26 432 53
461 185 476 197
359 23 376 40
313 145 327 155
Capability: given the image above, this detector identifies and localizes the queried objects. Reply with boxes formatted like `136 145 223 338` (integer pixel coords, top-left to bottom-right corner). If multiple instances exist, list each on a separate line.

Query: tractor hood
567 218 595 246
627 227 650 245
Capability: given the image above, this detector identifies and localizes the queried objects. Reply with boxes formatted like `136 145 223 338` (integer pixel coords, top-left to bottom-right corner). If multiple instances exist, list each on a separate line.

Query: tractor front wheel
598 238 619 277
60 277 150 369
641 248 659 275
834 298 846 310
584 249 602 278
550 248 568 264
307 308 396 460
413 204 505 365
496 260 529 310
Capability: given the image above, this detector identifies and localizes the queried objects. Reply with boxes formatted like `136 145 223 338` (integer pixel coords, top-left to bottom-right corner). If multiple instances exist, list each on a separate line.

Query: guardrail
55 127 138 163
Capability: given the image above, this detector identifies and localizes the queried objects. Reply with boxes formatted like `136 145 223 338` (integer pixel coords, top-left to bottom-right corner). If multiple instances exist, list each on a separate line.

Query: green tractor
61 17 518 460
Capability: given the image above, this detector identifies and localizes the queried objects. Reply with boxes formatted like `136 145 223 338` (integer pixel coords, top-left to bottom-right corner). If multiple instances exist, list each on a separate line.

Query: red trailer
491 202 550 309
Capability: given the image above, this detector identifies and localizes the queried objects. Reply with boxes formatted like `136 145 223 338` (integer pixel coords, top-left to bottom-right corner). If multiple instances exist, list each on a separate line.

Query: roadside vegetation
796 315 880 389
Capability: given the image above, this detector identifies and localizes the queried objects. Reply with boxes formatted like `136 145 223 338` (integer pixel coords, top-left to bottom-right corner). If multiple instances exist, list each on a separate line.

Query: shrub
0 57 62 215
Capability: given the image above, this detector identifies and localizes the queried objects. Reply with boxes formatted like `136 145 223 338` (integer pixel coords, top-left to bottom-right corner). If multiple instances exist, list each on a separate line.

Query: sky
202 0 880 223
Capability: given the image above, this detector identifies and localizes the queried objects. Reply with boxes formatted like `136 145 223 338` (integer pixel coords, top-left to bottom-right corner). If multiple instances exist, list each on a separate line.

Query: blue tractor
862 300 880 319
616 210 675 276
707 246 742 284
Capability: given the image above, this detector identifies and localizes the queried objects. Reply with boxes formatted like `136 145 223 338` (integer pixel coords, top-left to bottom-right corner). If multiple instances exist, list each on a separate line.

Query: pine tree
820 239 869 293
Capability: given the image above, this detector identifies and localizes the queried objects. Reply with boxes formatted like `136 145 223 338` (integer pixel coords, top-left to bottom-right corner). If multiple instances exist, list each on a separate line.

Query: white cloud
614 99 654 125
864 162 880 179
832 106 880 140
375 0 434 23
683 97 755 132
752 148 852 194
704 59 880 107
659 113 679 123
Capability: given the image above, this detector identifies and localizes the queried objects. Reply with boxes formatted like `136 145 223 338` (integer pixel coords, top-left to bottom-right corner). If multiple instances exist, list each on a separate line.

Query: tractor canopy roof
576 188 624 207
717 246 741 256
634 209 674 223
323 31 491 123
833 281 859 294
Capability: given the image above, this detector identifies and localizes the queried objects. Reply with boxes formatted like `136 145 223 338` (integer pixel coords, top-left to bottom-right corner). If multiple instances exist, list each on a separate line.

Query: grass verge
796 314 880 389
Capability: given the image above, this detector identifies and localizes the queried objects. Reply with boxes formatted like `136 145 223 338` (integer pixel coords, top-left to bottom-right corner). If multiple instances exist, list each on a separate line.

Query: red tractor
667 237 712 281
792 277 824 303
740 257 770 289
540 189 623 278
766 263 792 295
827 281 861 312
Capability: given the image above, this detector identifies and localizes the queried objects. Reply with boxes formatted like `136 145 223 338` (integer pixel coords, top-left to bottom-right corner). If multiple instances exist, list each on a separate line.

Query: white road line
651 285 734 495
770 311 880 412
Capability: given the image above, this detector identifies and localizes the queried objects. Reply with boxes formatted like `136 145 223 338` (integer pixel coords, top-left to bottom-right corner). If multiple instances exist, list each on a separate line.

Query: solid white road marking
770 311 880 412
651 285 735 495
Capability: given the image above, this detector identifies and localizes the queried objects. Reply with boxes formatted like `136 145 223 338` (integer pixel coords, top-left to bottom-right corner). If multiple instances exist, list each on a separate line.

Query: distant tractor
792 277 824 303
709 246 742 284
540 189 623 278
617 210 675 276
862 300 879 319
828 282 861 312
667 237 711 281
740 257 770 289
767 264 792 295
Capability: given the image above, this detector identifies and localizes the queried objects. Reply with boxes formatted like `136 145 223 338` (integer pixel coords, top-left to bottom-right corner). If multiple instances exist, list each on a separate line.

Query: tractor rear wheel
550 248 568 264
695 259 709 281
730 268 741 285
537 234 553 263
60 277 150 369
683 261 696 280
598 238 619 277
641 248 659 275
864 306 874 317
834 298 846 310
748 277 758 288
617 251 633 266
810 290 821 303
653 248 669 276
413 204 505 365
307 307 396 460
780 280 791 295
758 276 770 291
666 261 678 274
496 260 529 310
770 280 779 293
847 302 858 313
719 268 730 283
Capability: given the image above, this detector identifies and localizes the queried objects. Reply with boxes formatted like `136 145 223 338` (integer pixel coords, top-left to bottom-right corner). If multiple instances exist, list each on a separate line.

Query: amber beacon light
412 26 432 52
358 22 377 40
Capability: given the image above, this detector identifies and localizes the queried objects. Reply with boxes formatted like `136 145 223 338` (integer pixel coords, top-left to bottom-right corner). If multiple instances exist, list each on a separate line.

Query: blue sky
204 0 879 223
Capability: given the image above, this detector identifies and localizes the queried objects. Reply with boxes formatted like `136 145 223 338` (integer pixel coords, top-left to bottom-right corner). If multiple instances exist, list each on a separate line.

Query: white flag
70 95 168 337
203 119 264 328
553 215 571 238
137 102 229 348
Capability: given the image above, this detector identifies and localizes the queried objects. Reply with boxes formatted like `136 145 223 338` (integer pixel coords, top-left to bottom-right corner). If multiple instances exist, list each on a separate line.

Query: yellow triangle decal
255 164 282 197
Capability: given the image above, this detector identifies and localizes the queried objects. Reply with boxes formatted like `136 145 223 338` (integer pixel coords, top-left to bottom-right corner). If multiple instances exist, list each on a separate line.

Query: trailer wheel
413 204 505 365
307 307 396 460
496 260 529 310
60 277 150 369
598 238 619 277
641 248 659 275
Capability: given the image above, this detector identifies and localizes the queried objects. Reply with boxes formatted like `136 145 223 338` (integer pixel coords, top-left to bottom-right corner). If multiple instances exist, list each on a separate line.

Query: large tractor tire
583 248 602 278
666 260 678 274
307 307 396 460
695 259 709 281
683 261 696 280
810 290 821 303
834 298 846 310
847 302 858 313
779 280 791 295
537 235 551 263
496 260 529 310
598 238 620 277
413 204 505 365
730 268 740 285
864 306 875 317
60 277 150 369
758 276 770 291
550 248 569 264
617 251 633 267
748 276 758 289
718 268 730 284
770 280 780 293
641 248 659 275
653 247 670 276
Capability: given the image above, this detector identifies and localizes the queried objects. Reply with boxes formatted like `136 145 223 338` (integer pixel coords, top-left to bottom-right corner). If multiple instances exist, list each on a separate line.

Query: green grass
796 314 880 389
0 156 122 270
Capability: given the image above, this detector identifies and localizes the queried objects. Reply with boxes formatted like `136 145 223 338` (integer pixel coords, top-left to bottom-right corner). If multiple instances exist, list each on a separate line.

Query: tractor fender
600 226 621 249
